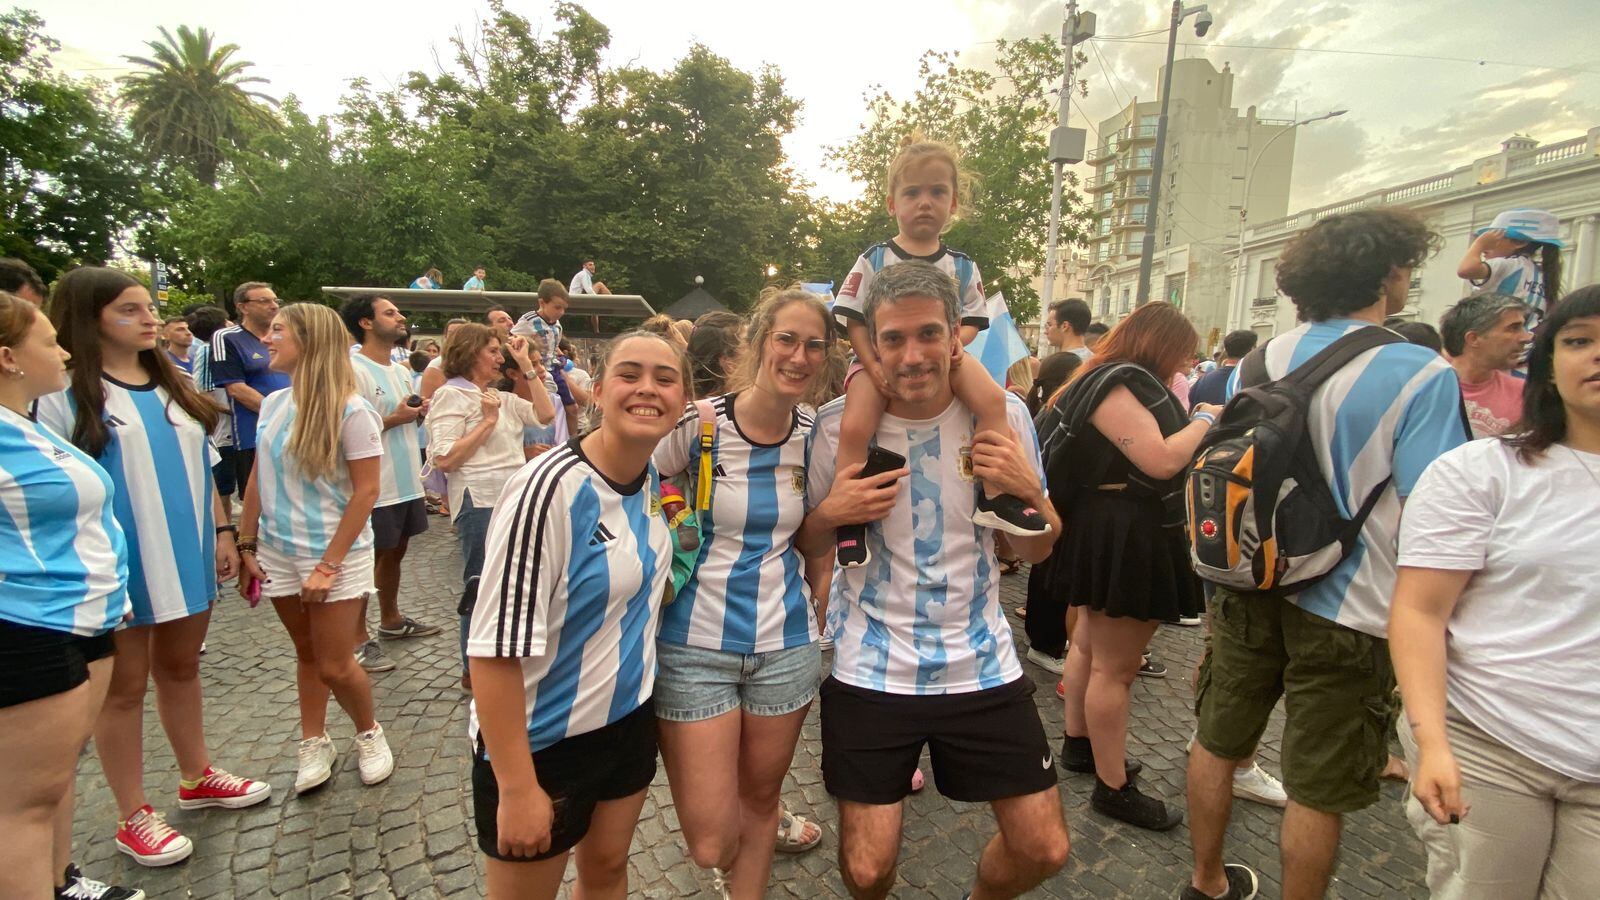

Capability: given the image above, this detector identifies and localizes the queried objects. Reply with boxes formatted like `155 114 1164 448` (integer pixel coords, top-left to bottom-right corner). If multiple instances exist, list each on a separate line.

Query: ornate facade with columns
1228 128 1600 338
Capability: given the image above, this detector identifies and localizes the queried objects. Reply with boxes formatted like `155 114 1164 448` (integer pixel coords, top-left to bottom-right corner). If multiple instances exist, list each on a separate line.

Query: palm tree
119 25 278 185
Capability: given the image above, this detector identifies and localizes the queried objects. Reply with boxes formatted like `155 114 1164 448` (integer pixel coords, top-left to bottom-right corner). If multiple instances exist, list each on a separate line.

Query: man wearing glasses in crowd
210 282 291 494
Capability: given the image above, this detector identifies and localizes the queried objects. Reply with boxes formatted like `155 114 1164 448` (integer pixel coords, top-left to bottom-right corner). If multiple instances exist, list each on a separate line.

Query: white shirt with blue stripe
1474 256 1548 317
467 440 670 752
833 240 990 333
653 395 817 654
1226 319 1469 638
37 378 218 626
351 353 425 507
0 404 129 636
806 393 1038 695
254 391 384 558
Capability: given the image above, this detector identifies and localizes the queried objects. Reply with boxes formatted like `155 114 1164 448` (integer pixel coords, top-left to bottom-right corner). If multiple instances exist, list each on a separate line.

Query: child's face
539 295 568 323
887 158 957 242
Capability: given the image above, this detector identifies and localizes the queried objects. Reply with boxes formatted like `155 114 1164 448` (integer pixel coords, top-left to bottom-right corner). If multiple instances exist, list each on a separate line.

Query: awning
319 287 655 318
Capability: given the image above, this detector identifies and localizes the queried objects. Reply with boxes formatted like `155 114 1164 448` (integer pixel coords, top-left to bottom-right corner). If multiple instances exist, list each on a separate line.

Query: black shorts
234 448 257 496
371 498 428 551
213 445 238 497
820 675 1057 804
473 700 658 861
0 618 116 709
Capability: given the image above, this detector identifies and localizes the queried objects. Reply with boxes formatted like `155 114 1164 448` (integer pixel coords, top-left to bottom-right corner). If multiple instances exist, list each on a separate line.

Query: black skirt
1055 489 1201 622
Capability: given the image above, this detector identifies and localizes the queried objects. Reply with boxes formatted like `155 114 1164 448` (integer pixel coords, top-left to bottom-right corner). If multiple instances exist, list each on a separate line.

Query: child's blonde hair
885 131 973 229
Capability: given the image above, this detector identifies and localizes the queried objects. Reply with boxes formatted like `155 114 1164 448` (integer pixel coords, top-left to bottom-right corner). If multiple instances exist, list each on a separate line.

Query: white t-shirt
807 392 1038 695
427 383 552 519
1398 438 1600 782
254 391 384 558
569 268 595 295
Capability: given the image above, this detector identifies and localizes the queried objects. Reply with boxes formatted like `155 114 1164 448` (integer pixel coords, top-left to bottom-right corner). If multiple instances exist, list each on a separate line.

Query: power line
1088 40 1128 109
1093 36 1597 75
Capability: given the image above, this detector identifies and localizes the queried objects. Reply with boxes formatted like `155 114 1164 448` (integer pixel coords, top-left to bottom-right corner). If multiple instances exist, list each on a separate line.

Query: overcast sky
39 0 1600 214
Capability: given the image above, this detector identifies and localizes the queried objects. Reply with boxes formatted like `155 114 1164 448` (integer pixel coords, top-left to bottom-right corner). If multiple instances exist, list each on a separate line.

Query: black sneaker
1091 777 1183 831
1178 863 1260 900
1138 656 1169 678
1059 735 1143 778
972 492 1051 537
837 523 870 569
58 864 145 900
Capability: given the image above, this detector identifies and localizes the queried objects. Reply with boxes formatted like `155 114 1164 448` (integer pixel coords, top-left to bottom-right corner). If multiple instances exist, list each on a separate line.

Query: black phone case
860 446 906 479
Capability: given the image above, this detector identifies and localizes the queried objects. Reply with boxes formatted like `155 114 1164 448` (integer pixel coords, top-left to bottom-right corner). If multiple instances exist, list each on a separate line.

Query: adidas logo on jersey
713 463 729 478
589 522 617 546
105 414 128 428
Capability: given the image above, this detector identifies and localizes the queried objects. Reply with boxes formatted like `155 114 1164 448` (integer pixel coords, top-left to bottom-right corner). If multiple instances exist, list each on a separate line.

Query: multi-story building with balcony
1230 129 1600 338
1082 57 1298 351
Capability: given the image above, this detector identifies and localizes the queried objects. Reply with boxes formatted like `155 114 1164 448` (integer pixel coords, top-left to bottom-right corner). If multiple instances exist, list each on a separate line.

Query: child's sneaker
177 766 271 810
294 735 337 794
837 523 870 569
355 724 395 785
113 805 192 867
56 863 145 900
972 492 1050 537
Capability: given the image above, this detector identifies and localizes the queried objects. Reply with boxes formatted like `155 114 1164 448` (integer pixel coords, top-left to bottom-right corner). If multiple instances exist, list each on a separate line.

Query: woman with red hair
1039 302 1219 831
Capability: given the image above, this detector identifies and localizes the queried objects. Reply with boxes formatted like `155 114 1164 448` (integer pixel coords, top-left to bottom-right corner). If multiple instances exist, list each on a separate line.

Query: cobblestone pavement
73 524 1428 898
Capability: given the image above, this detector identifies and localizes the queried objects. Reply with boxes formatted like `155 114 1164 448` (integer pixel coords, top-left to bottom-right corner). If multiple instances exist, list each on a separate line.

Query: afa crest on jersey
791 466 806 496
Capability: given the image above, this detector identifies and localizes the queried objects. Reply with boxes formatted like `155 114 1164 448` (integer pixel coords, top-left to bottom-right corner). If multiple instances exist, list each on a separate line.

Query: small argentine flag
967 292 1032 385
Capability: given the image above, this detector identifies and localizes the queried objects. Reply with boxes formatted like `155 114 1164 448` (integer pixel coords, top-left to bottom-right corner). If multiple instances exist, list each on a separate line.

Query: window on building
1164 273 1187 309
1134 175 1151 196
1120 286 1132 313
1257 257 1277 299
1099 287 1111 317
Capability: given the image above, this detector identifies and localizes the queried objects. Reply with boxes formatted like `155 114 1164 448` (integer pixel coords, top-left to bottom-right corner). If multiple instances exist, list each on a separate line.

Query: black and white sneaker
57 864 145 900
1178 863 1260 900
972 491 1050 537
837 524 870 569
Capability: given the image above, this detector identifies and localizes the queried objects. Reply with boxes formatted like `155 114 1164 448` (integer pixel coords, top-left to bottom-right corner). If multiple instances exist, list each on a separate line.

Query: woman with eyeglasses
651 288 834 898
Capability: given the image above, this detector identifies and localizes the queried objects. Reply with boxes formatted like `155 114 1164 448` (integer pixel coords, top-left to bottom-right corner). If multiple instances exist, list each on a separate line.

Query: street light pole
1136 1 1212 306
1039 2 1094 352
1228 109 1347 330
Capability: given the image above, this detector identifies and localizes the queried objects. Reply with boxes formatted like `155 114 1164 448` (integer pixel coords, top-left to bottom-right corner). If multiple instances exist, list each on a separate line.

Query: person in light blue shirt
1184 208 1470 900
463 266 487 292
0 291 141 900
409 267 444 291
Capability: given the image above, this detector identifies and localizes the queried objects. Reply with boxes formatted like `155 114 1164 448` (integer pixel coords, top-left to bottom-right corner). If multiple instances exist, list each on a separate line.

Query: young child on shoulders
831 133 1048 568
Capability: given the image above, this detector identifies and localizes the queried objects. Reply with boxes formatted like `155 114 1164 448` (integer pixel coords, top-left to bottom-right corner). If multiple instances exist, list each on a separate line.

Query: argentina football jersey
351 354 426 506
254 391 384 558
833 240 990 333
652 395 817 654
467 440 671 752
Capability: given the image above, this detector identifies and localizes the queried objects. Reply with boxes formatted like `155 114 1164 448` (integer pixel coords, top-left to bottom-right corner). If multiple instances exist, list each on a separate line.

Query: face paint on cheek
115 319 136 327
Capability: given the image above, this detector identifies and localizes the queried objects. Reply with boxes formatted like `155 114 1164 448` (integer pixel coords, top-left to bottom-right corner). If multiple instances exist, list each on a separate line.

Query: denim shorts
654 640 821 722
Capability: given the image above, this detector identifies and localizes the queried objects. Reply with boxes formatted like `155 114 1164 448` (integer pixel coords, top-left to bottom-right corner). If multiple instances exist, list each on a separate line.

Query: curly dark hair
1276 208 1441 321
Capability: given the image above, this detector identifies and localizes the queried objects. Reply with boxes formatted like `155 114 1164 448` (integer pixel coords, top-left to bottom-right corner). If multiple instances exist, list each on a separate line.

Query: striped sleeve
467 451 579 658
652 403 699 480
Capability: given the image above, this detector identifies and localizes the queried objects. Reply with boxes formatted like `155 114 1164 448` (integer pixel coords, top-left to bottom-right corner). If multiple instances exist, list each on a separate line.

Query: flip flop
775 806 822 853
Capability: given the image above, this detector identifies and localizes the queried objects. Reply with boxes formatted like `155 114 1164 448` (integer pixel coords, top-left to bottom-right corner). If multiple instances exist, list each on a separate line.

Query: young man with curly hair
1179 208 1471 900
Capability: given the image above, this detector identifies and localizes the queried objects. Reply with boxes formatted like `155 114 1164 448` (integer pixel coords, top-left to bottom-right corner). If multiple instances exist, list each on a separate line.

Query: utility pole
1136 1 1213 305
1039 2 1094 352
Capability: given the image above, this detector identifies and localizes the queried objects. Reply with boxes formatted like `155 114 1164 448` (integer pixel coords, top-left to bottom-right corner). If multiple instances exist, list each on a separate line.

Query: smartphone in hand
860 446 907 481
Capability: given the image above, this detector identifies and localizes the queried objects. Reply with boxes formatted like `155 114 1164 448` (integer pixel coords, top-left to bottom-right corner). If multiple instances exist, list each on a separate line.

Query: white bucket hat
1475 208 1565 249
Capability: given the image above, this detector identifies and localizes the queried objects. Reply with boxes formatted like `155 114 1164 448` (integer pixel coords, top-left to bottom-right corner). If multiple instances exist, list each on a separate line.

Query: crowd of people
0 130 1594 900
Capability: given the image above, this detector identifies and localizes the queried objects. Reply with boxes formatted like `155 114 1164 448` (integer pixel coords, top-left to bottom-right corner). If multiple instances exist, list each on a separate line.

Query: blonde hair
278 303 359 480
1006 356 1035 396
886 131 973 231
726 286 838 408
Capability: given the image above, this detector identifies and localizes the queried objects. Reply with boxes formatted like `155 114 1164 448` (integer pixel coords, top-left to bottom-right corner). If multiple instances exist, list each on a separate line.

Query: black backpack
1185 326 1403 596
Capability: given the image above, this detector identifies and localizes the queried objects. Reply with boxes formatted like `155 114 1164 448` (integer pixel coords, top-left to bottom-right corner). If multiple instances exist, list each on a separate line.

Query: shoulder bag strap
693 399 717 511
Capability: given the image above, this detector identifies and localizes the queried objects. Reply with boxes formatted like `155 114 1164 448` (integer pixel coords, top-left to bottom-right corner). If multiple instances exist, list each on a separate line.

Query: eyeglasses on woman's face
769 331 828 357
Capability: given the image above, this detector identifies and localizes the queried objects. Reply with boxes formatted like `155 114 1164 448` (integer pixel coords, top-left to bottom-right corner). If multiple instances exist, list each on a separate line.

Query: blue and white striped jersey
653 395 817 654
806 393 1038 695
351 354 425 506
1226 319 1469 637
0 404 128 636
254 390 384 558
189 342 234 449
37 378 218 626
833 240 989 332
1474 256 1549 318
467 440 670 753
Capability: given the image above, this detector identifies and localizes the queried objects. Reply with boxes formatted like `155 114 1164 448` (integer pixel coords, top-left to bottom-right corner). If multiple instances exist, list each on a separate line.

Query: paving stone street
72 524 1429 898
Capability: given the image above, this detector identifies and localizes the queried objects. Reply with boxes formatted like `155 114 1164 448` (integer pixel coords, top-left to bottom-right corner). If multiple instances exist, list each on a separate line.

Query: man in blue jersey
343 295 440 675
160 316 195 372
209 282 290 493
799 261 1069 900
1181 209 1469 900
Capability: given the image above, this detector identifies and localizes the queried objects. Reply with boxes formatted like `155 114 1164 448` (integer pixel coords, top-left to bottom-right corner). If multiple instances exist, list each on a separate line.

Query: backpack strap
1237 343 1270 389
1279 325 1405 393
692 399 717 511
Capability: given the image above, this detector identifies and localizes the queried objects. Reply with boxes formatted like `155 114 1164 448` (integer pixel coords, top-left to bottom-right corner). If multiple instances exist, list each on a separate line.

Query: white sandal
775 805 822 853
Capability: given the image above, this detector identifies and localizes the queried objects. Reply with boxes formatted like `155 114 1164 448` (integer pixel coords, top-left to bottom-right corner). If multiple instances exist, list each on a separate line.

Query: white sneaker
294 735 337 794
355 724 395 785
1232 762 1288 808
1176 615 1203 626
1026 647 1064 675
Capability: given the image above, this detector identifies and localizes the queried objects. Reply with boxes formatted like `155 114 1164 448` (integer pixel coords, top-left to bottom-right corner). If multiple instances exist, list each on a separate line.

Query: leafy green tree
0 9 151 280
816 40 1092 322
119 25 278 185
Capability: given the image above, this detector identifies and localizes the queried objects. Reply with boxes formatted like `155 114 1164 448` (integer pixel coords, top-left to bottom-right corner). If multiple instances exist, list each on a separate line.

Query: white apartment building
1231 129 1600 337
1082 57 1298 350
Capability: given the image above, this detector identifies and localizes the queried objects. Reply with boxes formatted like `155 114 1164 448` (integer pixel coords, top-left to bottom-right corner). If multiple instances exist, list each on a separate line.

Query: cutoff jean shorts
653 639 822 722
